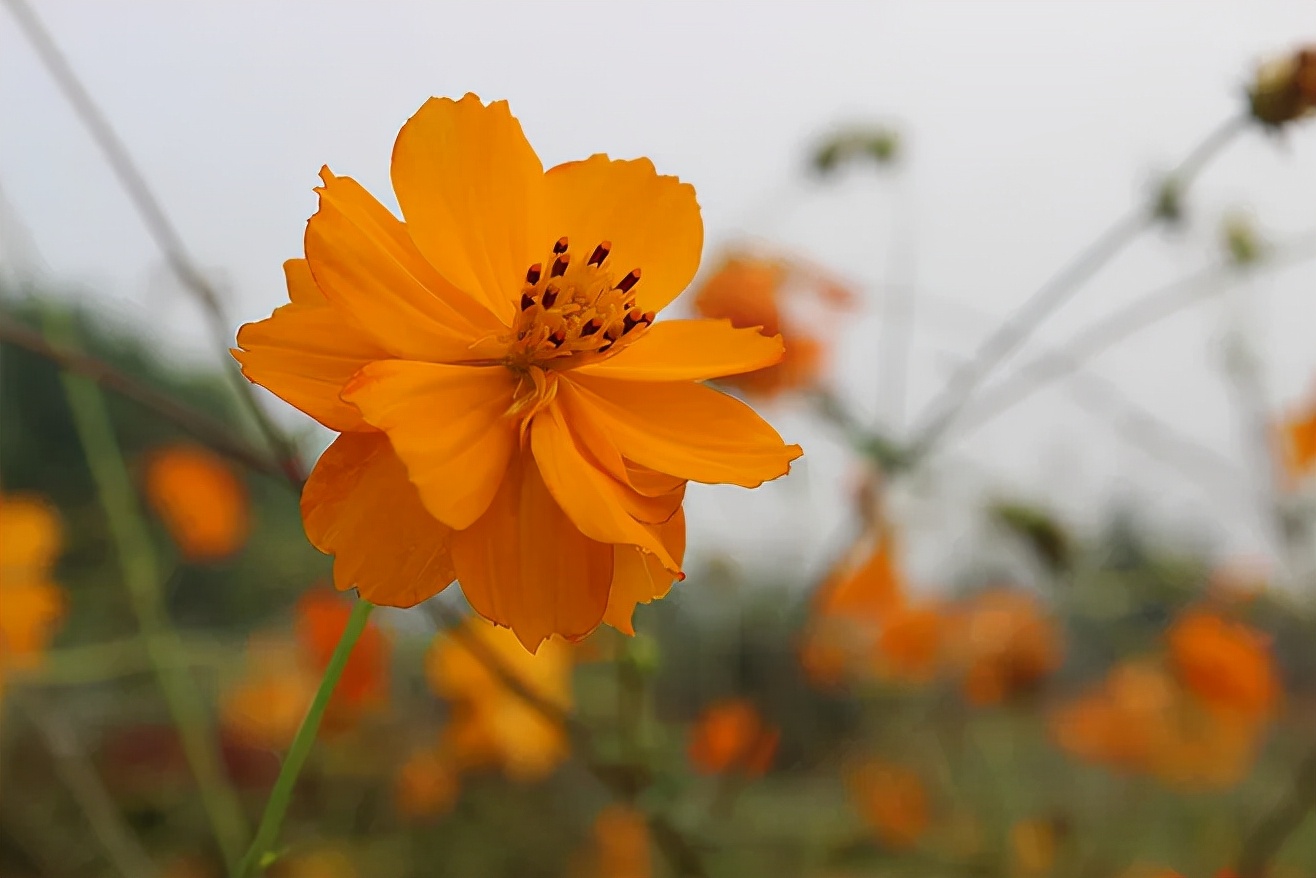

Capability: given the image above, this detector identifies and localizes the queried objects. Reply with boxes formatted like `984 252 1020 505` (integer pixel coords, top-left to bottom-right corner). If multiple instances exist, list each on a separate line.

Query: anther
588 241 611 266
639 310 655 326
541 284 560 308
622 311 642 333
551 253 570 278
553 236 569 255
580 318 602 336
548 329 567 347
616 268 641 293
520 292 536 311
525 263 542 284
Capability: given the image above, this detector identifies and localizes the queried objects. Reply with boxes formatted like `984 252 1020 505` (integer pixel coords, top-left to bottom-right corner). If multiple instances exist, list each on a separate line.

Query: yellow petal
544 155 702 314
234 261 390 431
573 319 784 382
560 375 802 487
604 508 686 635
450 452 613 652
530 404 680 571
341 361 517 530
390 95 547 325
301 432 456 608
306 169 504 361
0 494 63 579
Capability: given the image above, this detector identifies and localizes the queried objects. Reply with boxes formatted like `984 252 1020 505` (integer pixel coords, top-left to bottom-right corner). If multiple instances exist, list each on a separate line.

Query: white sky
3 1 1315 588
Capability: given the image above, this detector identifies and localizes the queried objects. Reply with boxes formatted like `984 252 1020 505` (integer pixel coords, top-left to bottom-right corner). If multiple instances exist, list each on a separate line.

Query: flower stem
49 310 250 873
232 599 374 878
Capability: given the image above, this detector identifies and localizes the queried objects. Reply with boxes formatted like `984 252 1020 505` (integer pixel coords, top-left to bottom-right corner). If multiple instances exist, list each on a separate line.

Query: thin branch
0 311 295 483
17 695 160 878
907 113 1250 460
2 0 297 474
944 233 1316 446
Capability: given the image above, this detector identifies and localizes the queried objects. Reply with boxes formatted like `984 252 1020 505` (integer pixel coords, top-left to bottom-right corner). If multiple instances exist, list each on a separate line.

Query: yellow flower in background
235 94 801 650
589 804 652 878
687 698 779 777
0 493 67 693
847 759 931 850
1166 609 1278 721
948 588 1063 706
143 443 251 561
692 252 855 399
394 746 459 820
425 616 573 781
1009 818 1060 876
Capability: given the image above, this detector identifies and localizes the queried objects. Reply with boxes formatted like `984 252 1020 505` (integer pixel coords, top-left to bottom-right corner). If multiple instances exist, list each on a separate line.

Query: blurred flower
847 760 930 850
221 592 389 750
295 591 390 713
873 603 947 686
1248 46 1316 128
1009 818 1059 876
143 443 250 561
219 636 317 751
589 804 652 878
0 493 66 694
687 698 779 777
948 589 1063 706
235 93 800 651
692 252 856 399
1166 609 1278 721
425 616 573 781
394 746 459 820
1280 393 1316 482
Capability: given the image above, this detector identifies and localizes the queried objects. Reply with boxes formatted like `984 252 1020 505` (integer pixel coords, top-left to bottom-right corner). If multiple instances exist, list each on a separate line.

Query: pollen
506 236 652 368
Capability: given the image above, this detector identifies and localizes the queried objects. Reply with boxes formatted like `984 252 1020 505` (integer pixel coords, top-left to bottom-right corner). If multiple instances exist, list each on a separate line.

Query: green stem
49 311 250 871
232 599 373 878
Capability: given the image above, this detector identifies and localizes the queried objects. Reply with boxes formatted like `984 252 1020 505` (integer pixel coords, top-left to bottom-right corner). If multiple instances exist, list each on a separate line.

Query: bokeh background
3 2 1316 877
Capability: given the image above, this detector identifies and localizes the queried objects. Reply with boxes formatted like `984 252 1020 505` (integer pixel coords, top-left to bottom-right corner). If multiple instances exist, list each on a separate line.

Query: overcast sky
3 1 1315 587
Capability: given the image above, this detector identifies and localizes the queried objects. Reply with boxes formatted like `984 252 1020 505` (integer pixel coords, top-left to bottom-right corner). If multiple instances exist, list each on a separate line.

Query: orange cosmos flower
692 252 854 398
295 590 390 712
1166 609 1278 721
847 760 931 850
1008 818 1059 876
589 804 653 878
234 94 800 651
0 493 67 693
425 616 573 781
1280 393 1316 483
949 589 1063 706
143 443 250 561
687 698 779 777
394 746 459 820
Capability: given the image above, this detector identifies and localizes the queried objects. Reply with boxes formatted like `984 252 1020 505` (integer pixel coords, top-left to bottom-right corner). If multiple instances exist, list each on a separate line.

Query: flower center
505 236 653 370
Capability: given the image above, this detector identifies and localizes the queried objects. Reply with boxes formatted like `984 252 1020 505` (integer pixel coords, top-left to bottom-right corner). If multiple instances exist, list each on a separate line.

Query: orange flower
235 94 800 651
692 253 853 398
425 616 573 781
1280 393 1316 482
950 589 1063 706
873 603 947 686
394 746 459 819
294 591 390 712
0 493 67 693
143 443 250 561
1166 609 1278 721
848 760 930 850
589 804 652 878
1009 819 1058 875
219 637 317 751
687 698 779 777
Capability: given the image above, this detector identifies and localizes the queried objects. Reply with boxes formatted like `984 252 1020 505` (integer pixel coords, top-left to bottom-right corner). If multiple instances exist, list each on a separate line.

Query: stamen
616 269 641 293
588 241 611 266
520 292 536 310
525 263 542 284
580 318 602 336
548 329 567 347
551 253 570 278
541 283 560 308
622 311 642 333
553 236 569 254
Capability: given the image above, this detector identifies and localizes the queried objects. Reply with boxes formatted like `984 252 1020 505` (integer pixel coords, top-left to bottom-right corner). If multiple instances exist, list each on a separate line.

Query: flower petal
451 452 613 652
234 260 390 431
530 404 680 571
391 95 547 325
306 168 504 361
572 319 784 382
604 508 686 636
559 375 802 487
341 361 518 529
301 432 456 608
544 155 702 314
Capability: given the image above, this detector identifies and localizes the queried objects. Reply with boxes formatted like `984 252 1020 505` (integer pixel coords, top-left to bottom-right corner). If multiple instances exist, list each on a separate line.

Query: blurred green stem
49 310 250 872
233 599 373 878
